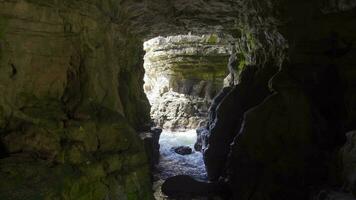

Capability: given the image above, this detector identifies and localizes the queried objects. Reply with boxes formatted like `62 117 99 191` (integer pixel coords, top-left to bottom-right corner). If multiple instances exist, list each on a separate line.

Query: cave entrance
142 34 231 189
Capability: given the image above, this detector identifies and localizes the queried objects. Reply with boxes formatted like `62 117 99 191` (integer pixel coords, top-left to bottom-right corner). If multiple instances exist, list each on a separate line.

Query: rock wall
198 0 356 199
0 1 152 199
0 0 356 199
143 34 230 130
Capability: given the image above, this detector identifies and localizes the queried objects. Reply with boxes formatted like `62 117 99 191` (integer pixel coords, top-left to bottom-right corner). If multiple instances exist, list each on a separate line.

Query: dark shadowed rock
313 190 356 200
341 130 356 198
203 64 277 181
161 175 227 198
172 146 193 155
226 70 319 200
140 127 162 169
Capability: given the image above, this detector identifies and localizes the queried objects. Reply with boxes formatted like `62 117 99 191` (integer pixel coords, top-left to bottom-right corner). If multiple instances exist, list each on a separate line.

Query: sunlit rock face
143 34 231 130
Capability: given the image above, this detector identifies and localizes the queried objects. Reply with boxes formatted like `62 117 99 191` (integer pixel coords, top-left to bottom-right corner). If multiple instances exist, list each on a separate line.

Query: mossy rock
16 93 67 128
78 161 106 178
100 153 123 174
120 166 154 200
206 34 219 44
0 16 7 40
58 143 89 165
3 126 62 160
0 155 106 200
65 122 98 152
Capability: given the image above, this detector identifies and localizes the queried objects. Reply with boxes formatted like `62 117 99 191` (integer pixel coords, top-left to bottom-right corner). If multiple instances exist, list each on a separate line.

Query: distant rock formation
143 34 231 130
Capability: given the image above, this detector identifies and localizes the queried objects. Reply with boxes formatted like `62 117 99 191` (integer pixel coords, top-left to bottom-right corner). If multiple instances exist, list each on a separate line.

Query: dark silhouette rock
172 146 193 155
227 44 238 86
0 140 7 159
226 70 321 200
161 175 227 198
140 127 162 169
202 64 278 181
341 130 356 198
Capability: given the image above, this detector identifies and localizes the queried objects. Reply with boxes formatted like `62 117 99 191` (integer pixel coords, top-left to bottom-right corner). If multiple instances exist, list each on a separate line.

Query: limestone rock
0 0 356 199
150 91 209 130
144 34 231 130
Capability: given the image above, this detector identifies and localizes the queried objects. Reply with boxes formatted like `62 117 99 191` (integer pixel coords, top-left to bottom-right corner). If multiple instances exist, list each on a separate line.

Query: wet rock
139 127 162 169
161 175 225 198
172 146 193 155
194 126 209 151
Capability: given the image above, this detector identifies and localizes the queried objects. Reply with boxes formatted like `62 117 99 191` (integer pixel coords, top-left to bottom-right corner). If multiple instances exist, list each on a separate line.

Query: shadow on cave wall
0 140 7 159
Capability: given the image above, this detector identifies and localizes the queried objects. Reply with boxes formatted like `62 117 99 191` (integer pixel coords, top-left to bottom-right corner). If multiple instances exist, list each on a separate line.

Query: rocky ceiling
1 0 356 199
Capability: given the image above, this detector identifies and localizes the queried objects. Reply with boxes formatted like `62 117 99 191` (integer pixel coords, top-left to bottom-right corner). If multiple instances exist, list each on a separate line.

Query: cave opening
142 34 232 191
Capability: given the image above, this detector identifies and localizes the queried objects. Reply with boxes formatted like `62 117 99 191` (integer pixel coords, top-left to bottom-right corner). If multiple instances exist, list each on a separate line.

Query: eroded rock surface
1 0 356 199
144 34 231 130
0 1 152 199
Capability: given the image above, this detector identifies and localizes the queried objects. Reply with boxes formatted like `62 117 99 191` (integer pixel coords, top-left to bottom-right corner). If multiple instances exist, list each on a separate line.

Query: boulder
172 146 193 155
161 175 226 198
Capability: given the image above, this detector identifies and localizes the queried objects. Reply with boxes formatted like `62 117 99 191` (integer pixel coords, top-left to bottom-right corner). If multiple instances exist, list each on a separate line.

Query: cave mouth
142 33 231 190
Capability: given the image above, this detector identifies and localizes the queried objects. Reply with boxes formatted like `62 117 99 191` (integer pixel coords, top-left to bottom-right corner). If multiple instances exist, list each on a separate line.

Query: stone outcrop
150 91 210 130
192 0 356 198
0 0 356 199
0 1 152 199
144 34 231 130
199 63 277 180
225 71 317 199
139 127 162 171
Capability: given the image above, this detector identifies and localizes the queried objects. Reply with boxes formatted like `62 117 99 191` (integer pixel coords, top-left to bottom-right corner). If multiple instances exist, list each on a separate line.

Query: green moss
206 34 219 44
122 167 153 200
0 17 7 40
101 154 123 173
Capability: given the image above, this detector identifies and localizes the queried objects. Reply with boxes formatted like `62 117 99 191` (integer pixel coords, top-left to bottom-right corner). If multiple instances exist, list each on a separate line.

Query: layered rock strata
144 34 231 130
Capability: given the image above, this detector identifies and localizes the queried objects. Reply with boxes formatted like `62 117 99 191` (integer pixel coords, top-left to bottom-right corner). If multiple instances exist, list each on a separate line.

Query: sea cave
0 0 356 200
